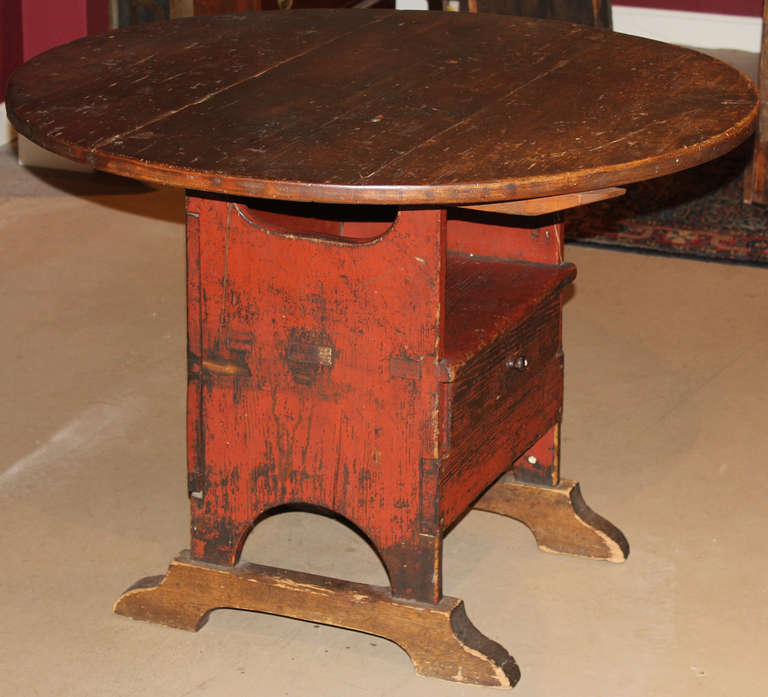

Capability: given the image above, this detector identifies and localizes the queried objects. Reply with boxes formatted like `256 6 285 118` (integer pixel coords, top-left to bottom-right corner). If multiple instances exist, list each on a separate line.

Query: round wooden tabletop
7 10 758 205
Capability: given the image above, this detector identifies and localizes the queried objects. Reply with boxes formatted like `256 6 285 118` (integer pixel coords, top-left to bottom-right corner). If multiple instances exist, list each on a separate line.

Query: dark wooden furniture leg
114 195 520 688
457 0 612 28
194 0 262 13
745 0 768 205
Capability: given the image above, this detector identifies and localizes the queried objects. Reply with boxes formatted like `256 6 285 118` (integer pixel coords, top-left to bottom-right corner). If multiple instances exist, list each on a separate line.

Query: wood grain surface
474 477 629 561
7 10 758 204
114 551 521 687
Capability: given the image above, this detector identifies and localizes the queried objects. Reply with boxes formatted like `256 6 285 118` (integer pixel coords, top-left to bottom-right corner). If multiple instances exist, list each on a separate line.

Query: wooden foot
474 477 629 562
114 552 520 688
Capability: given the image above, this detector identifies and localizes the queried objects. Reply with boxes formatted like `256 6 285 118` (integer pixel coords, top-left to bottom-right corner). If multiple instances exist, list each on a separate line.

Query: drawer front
448 296 561 444
439 298 563 526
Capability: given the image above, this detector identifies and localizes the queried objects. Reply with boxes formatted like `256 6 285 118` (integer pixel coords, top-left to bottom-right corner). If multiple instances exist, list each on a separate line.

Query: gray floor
1 144 767 696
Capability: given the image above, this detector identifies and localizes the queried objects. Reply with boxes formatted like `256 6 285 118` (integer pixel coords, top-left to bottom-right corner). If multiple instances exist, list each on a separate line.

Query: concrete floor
1 143 767 696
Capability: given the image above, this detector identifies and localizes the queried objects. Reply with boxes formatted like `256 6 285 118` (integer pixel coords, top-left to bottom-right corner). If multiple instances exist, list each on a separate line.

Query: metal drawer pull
506 356 529 371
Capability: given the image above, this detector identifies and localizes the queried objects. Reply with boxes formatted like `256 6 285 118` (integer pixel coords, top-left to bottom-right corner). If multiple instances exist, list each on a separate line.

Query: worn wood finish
442 256 573 370
458 187 625 216
441 356 564 526
745 0 768 204
115 551 521 687
187 196 446 604
477 422 630 561
444 208 569 488
180 194 611 683
185 194 598 590
475 476 629 562
6 11 757 205
438 257 572 523
11 11 754 686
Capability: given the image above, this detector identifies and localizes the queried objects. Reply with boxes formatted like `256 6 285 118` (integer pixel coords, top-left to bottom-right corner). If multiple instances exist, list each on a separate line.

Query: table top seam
89 12 394 153
354 24 595 186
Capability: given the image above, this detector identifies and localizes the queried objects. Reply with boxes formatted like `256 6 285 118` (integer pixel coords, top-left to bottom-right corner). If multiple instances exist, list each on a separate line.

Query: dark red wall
1 0 108 100
1 0 23 99
86 0 109 33
615 1 762 16
22 0 108 60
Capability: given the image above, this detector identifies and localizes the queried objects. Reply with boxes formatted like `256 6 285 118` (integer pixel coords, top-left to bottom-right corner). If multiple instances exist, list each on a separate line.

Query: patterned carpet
565 141 768 265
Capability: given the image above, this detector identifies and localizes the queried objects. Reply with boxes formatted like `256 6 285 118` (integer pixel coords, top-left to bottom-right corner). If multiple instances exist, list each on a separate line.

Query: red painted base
117 195 627 686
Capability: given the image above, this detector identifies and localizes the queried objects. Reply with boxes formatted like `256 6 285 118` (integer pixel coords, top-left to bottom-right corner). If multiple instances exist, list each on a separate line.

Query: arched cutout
234 197 398 244
239 503 391 587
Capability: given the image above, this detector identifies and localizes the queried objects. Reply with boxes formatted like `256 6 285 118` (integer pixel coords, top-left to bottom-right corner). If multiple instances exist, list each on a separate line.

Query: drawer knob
507 356 528 371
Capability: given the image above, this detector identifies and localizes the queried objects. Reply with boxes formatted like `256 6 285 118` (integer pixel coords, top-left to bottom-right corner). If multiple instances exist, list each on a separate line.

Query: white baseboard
1 103 16 147
17 135 92 172
2 102 92 171
612 5 762 52
395 0 428 8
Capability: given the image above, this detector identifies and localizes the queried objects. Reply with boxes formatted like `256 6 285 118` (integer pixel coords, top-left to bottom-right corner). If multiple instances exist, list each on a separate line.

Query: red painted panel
614 1 762 16
186 196 447 601
447 212 564 264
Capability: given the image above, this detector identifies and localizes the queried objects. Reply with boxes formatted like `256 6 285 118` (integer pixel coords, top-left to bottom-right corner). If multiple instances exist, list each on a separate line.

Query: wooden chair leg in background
455 0 612 28
193 0 262 14
744 0 768 205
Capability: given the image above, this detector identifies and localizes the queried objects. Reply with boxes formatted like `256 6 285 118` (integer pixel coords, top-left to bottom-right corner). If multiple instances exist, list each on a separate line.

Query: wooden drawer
448 296 561 445
437 255 573 528
439 299 564 527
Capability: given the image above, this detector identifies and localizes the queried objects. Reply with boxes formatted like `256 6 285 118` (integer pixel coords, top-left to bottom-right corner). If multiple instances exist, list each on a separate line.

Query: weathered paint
185 189 589 607
186 193 446 602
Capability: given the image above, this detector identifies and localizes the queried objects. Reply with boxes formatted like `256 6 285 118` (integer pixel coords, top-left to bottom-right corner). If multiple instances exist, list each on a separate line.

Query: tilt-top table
7 9 757 688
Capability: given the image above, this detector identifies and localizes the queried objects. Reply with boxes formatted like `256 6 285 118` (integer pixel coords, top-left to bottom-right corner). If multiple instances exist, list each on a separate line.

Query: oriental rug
565 141 768 265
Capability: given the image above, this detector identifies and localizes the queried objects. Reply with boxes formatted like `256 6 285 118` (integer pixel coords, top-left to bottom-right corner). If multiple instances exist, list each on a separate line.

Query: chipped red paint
442 209 568 491
185 193 575 603
186 194 446 601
